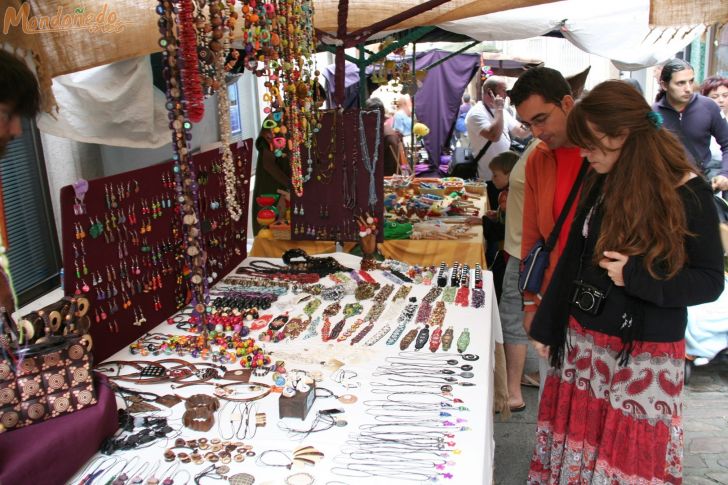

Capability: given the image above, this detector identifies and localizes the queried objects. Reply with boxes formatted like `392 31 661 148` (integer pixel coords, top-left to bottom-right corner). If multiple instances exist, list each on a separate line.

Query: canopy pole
358 45 367 107
343 0 453 47
410 42 416 166
334 0 350 106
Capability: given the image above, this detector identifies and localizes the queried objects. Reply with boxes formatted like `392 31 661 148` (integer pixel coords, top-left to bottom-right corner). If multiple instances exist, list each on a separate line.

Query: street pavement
493 351 728 484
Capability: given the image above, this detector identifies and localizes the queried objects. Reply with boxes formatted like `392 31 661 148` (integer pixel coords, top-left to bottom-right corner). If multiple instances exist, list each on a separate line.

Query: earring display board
59 141 253 362
290 108 384 242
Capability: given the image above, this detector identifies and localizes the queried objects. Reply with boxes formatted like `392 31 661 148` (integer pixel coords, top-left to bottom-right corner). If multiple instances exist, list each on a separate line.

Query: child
468 151 519 300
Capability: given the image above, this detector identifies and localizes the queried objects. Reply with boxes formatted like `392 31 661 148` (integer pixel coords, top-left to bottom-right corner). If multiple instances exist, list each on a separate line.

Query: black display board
290 108 384 242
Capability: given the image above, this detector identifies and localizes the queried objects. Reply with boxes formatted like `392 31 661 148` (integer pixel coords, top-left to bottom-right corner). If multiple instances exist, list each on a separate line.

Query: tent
3 0 725 113
437 0 712 70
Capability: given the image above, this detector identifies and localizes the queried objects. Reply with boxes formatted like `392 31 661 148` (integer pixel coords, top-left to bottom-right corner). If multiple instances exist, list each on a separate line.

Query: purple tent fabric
322 61 376 109
411 50 480 166
322 51 479 166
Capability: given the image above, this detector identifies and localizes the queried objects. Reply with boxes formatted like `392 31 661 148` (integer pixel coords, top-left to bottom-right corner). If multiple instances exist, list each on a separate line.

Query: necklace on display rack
315 109 337 183
358 109 382 211
342 111 358 210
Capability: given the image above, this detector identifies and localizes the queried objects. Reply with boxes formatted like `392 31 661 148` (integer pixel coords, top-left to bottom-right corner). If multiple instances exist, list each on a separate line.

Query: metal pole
359 45 367 107
410 42 416 167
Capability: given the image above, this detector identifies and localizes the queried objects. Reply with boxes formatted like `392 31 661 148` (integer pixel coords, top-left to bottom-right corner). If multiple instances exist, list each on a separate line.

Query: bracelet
213 382 272 402
285 472 314 485
185 394 220 412
182 407 214 432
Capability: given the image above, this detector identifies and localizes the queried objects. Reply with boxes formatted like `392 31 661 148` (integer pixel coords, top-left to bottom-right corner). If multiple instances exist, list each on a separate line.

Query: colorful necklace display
157 0 210 330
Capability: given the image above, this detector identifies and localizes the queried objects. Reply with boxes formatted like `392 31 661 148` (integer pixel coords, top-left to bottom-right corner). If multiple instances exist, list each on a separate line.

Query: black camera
570 280 608 316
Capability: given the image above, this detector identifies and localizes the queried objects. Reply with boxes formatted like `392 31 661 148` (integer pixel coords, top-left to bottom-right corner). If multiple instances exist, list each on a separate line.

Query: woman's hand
598 250 628 286
712 175 728 192
531 340 550 359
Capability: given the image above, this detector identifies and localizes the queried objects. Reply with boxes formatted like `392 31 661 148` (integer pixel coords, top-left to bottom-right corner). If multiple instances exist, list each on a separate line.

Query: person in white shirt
465 76 529 181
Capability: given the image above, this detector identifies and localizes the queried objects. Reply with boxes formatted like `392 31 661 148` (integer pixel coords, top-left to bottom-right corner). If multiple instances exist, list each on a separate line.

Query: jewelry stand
59 141 252 362
290 108 384 242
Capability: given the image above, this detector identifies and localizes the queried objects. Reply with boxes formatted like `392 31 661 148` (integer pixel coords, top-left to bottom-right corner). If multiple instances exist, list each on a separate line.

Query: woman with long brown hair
527 80 724 484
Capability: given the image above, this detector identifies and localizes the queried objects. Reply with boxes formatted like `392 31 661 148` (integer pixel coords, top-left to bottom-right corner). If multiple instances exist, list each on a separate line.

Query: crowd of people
466 62 726 484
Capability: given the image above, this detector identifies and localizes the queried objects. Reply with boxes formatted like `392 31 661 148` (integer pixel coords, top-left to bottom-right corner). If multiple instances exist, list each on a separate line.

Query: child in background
468 151 520 300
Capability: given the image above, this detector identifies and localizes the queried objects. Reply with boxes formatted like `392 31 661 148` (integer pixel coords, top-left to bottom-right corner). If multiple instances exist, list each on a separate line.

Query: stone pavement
493 352 728 484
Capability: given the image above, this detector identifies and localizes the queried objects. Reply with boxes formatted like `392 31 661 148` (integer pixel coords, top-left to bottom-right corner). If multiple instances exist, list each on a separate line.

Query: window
0 118 61 305
228 82 242 139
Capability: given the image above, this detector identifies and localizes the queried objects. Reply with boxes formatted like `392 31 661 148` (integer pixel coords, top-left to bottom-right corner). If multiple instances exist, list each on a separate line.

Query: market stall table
251 194 489 268
75 253 500 485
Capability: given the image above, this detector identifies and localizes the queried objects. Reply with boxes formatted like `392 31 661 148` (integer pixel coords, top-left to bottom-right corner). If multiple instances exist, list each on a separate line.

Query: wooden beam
334 0 350 106
343 0 453 47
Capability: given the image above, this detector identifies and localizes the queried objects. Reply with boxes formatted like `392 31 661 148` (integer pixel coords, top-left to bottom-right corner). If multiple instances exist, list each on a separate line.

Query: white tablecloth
76 253 500 485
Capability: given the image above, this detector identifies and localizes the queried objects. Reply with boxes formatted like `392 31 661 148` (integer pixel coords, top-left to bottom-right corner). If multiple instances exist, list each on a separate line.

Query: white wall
98 95 220 175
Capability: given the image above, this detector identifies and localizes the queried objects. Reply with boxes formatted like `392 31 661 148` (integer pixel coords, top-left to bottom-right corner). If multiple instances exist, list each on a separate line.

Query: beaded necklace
178 0 204 122
156 0 209 329
358 109 382 210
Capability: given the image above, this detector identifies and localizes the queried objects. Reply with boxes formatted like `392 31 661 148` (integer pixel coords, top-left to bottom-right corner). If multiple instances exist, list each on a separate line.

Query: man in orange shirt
509 67 585 391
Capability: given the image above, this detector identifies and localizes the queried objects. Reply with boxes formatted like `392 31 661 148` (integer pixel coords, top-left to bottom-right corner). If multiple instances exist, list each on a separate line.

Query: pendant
456 328 471 354
441 327 454 352
414 325 430 350
399 328 418 351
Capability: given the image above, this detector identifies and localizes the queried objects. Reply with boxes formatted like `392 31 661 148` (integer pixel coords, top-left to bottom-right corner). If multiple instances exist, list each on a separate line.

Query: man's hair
509 67 572 108
488 151 519 174
483 76 504 94
656 58 693 102
0 50 40 117
462 94 471 103
700 75 728 97
365 97 385 111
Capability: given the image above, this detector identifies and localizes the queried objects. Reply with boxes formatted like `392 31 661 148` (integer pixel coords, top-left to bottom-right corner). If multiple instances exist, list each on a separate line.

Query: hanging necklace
358 109 382 211
315 109 337 183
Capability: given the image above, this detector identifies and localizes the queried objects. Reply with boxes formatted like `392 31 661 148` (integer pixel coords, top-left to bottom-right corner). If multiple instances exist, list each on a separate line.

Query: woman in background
251 120 290 235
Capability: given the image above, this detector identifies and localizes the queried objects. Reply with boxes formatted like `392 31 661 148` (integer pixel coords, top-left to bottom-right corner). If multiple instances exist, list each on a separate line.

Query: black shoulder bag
518 158 589 294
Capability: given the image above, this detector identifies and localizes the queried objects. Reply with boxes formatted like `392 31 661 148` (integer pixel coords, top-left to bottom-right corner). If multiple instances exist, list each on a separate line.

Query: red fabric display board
59 141 252 362
290 108 384 242
0 373 118 485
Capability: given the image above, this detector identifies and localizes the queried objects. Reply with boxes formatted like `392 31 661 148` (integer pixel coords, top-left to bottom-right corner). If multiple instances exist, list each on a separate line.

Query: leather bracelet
185 394 220 412
182 406 215 432
213 382 272 402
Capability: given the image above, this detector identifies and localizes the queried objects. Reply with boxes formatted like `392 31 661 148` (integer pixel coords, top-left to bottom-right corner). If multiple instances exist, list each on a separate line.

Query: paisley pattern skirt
527 317 684 485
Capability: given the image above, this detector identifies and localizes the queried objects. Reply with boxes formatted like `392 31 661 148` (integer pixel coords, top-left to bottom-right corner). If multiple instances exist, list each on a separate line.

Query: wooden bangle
185 394 220 411
182 406 214 432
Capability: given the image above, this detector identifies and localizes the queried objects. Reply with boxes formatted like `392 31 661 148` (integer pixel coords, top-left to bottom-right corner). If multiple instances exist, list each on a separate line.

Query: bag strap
472 140 493 165
544 158 589 251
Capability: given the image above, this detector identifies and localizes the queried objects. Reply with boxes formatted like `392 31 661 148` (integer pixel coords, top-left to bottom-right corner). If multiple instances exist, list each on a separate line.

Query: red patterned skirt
528 317 685 485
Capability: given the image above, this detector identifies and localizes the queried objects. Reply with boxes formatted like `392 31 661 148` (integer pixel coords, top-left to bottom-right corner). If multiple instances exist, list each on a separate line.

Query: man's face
515 94 574 149
661 69 694 108
485 82 507 104
0 103 23 159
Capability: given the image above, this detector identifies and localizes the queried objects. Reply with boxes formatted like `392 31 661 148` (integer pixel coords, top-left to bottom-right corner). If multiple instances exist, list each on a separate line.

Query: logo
3 3 126 35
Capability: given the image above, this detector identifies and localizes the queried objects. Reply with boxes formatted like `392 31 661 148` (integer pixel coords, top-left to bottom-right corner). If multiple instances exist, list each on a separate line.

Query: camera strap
574 191 612 297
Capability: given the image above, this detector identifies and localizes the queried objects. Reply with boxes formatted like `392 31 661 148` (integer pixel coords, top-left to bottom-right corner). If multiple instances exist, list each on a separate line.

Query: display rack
59 141 252 361
290 108 384 242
